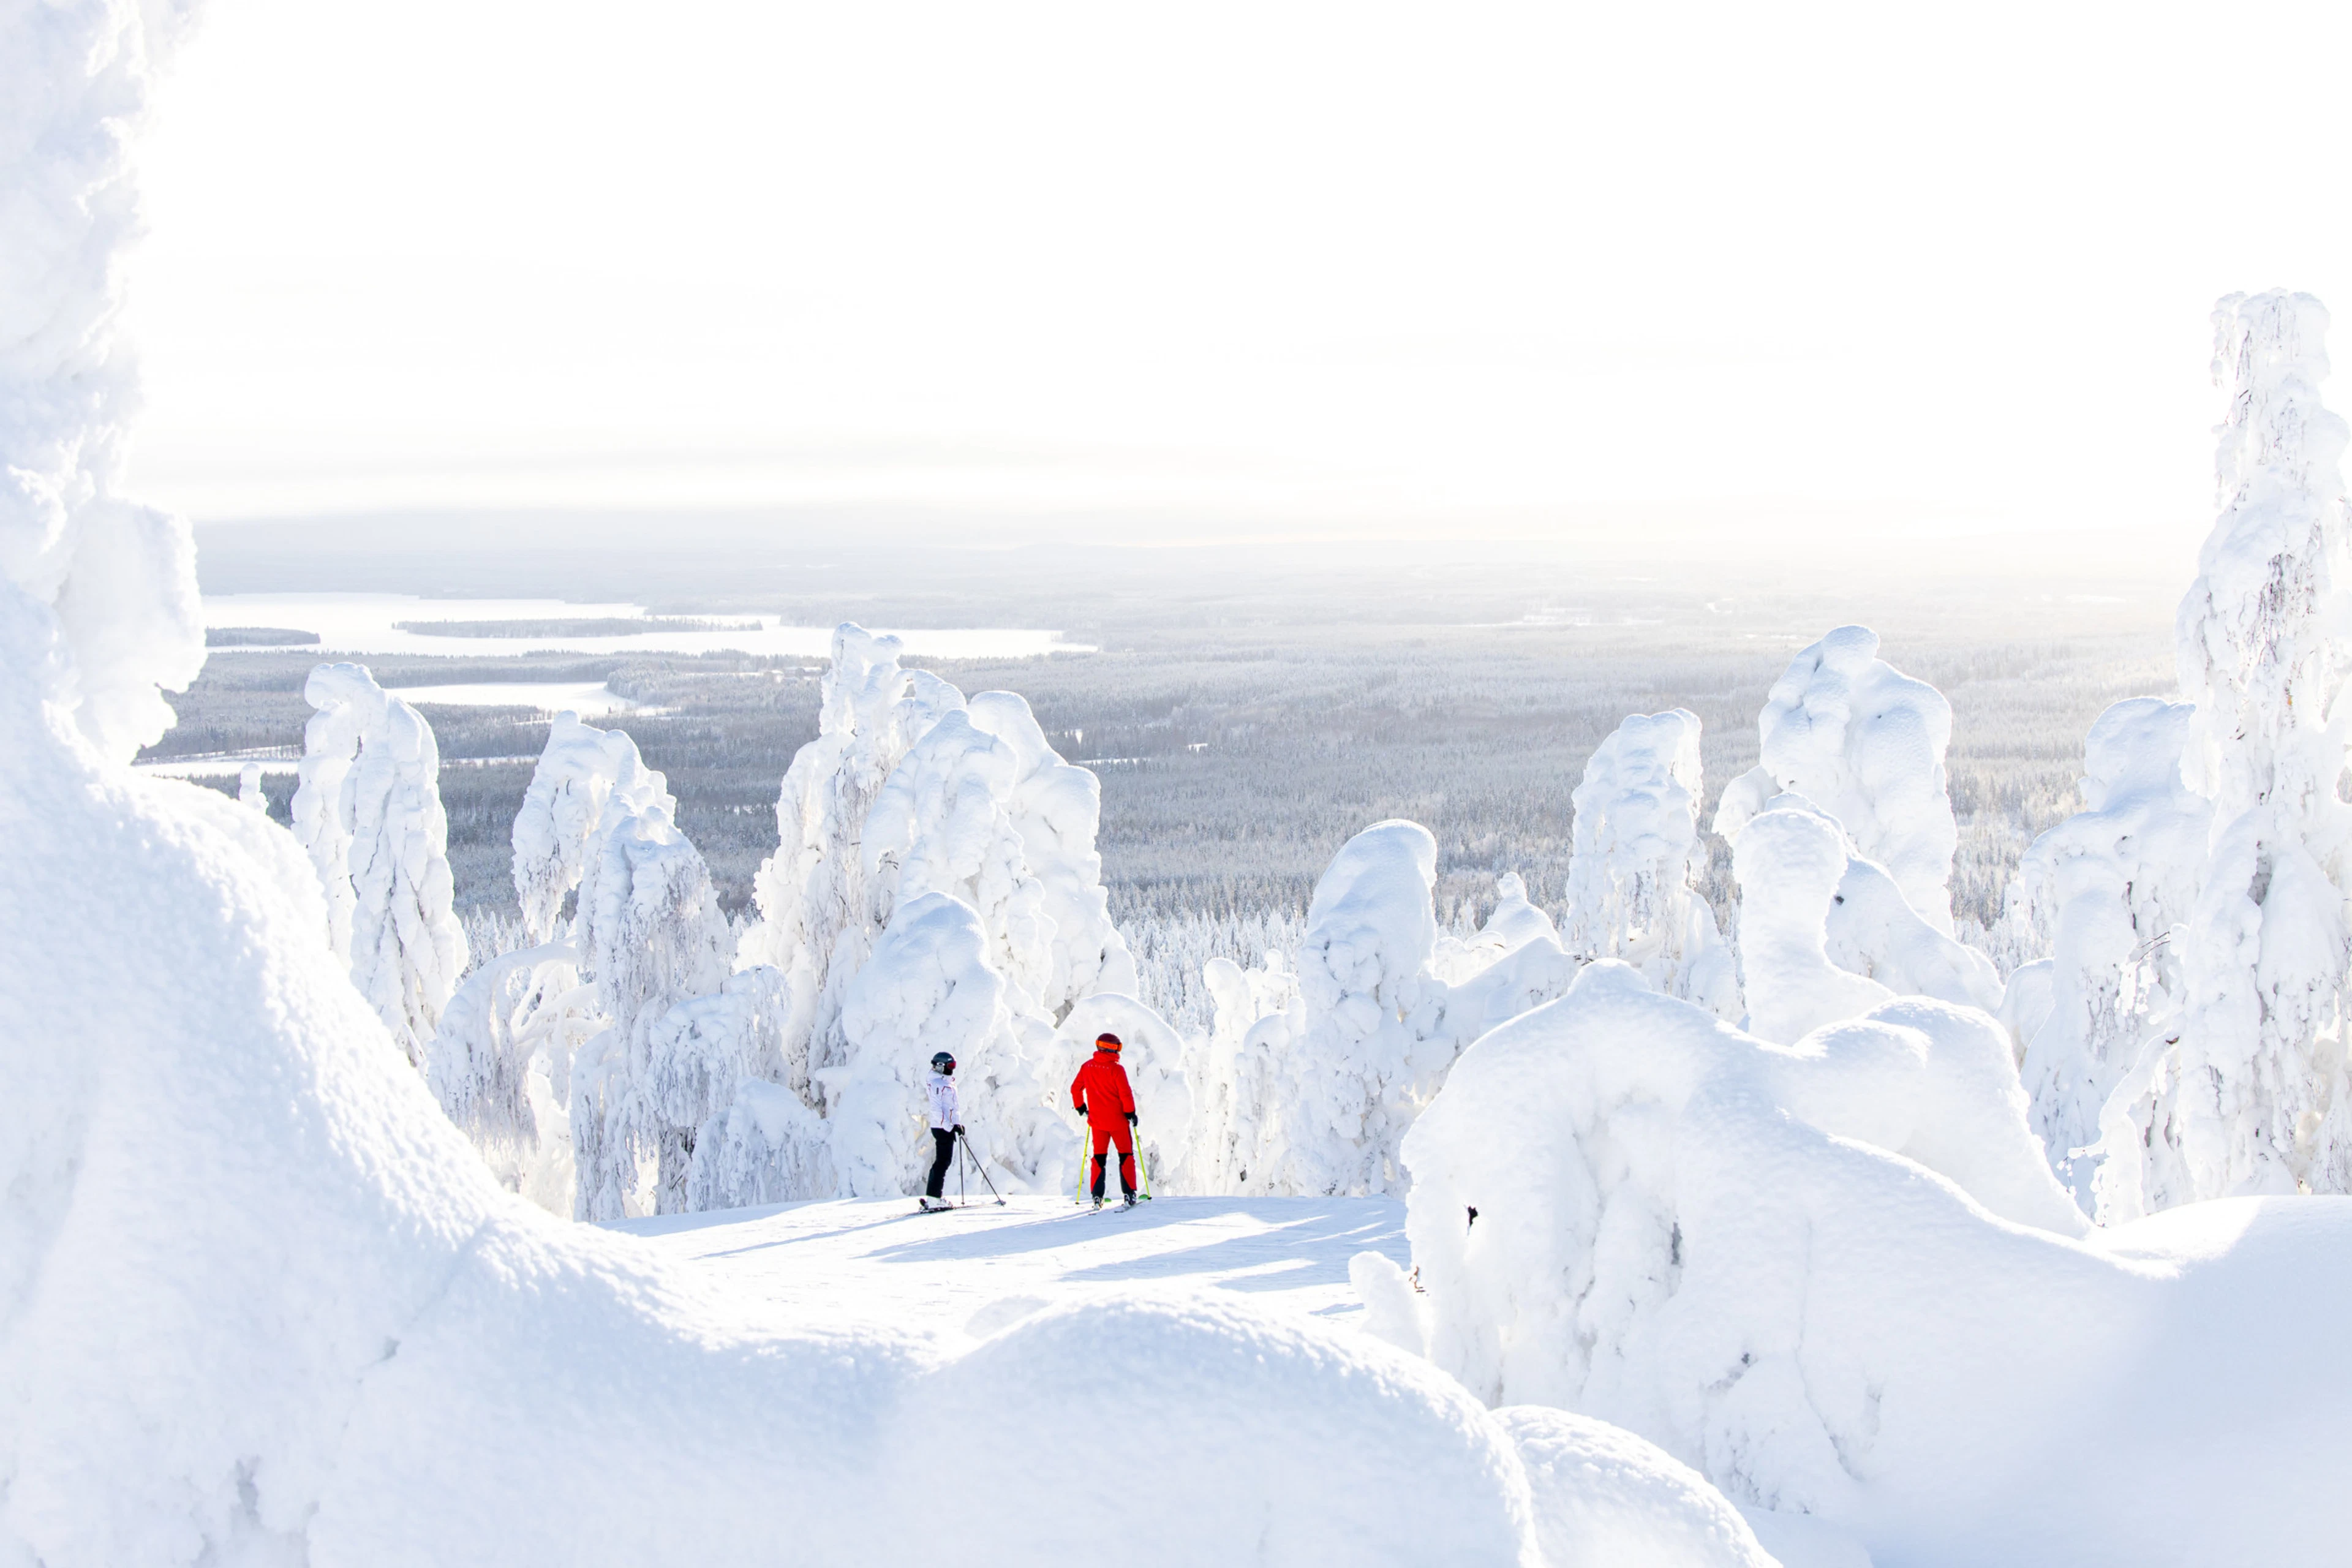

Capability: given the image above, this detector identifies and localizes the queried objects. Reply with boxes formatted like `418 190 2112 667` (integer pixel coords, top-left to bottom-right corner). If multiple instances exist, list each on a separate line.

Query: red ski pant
1088 1124 1136 1198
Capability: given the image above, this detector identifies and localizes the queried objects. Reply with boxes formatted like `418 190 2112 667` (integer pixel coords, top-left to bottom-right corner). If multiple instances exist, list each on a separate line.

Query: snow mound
1715 627 1959 934
905 1291 1546 1567
1497 1405 1778 1568
1385 959 2352 1566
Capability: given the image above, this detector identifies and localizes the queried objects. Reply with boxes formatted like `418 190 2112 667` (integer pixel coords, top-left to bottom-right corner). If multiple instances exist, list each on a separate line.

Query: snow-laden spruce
1357 960 2352 1567
565 736 740 1219
1219 824 1578 1196
429 712 666 1213
0 0 205 764
1562 708 1738 1016
1716 625 1962 933
2098 290 2352 1213
706 626 1139 1202
289 662 469 1066
1725 779 1999 1047
2003 698 2209 1210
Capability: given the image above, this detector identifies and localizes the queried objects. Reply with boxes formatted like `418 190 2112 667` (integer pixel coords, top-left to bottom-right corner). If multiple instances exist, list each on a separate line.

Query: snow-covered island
11 5 2352 1567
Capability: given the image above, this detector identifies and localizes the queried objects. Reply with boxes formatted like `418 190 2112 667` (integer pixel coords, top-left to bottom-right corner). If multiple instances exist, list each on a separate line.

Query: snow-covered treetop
513 712 674 946
290 662 470 1063
1302 819 1440 1008
0 0 205 761
1716 625 1959 935
1564 709 1707 956
2177 290 2351 816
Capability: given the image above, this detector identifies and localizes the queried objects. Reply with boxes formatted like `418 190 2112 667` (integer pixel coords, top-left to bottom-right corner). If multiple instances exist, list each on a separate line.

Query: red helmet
1095 1032 1123 1052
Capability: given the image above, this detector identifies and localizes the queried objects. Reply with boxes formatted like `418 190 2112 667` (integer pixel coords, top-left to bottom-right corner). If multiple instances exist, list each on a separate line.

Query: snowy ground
614 1195 1407 1335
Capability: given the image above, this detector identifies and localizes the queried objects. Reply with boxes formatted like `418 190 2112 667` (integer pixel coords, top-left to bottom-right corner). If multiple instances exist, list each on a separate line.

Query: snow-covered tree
739 624 965 1080
2098 290 2352 1213
569 772 737 1219
428 712 665 1214
1730 804 1896 1044
428 943 597 1213
712 625 1137 1203
2004 698 2208 1208
828 892 1065 1195
1563 708 1738 1015
290 662 468 1066
1714 625 1961 934
513 710 662 946
1226 825 1577 1196
966 690 1140 1012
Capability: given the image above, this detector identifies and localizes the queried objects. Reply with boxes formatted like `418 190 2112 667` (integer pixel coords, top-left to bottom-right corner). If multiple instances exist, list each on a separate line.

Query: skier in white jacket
919 1051 963 1211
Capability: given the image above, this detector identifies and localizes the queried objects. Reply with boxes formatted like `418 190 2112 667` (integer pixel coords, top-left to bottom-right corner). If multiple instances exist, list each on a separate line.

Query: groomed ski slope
614 1195 1410 1331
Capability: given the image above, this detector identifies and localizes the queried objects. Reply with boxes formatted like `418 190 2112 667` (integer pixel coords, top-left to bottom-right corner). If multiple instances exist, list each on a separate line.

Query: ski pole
957 1129 1006 1205
1136 1128 1152 1200
957 1131 967 1208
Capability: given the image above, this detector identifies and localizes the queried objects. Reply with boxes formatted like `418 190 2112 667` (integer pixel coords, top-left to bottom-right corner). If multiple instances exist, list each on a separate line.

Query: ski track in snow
611 1196 1407 1332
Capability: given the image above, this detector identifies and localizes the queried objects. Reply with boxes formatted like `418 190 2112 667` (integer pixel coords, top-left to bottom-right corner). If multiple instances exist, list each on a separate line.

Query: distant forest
150 578 2174 958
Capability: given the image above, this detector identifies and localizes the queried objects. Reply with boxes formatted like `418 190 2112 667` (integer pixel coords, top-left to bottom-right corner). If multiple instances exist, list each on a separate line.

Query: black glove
952 1124 965 1136
1125 1112 1137 1128
1074 1101 1087 1118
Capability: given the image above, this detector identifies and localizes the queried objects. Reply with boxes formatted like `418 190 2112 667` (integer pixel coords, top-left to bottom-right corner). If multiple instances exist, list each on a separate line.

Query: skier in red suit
1071 1032 1140 1207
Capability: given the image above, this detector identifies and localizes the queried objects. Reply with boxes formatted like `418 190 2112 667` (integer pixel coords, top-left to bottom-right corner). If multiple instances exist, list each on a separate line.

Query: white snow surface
1379 960 2352 1567
289 662 469 1065
1714 626 1961 934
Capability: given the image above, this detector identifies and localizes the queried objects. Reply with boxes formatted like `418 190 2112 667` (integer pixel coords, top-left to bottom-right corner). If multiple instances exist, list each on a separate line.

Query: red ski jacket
1070 1051 1136 1129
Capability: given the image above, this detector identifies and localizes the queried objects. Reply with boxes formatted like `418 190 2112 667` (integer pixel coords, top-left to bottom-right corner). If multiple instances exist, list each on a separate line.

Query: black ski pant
925 1128 956 1199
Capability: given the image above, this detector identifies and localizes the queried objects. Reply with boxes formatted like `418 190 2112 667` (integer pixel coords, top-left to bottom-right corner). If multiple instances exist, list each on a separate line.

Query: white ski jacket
925 1071 960 1131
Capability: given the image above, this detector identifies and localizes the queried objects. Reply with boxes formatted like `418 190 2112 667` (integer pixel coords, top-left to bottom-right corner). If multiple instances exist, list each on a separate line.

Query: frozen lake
202 593 1096 660
380 679 650 714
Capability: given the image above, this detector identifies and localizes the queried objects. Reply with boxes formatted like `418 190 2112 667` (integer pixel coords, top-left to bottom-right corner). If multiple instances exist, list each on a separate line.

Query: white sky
121 0 2352 560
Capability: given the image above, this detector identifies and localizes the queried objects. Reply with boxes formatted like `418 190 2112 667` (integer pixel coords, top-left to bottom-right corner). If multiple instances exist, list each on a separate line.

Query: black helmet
930 1052 956 1074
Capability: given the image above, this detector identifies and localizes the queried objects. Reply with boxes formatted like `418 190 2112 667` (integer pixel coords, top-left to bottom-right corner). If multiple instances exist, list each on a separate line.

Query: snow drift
1365 961 2352 1566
